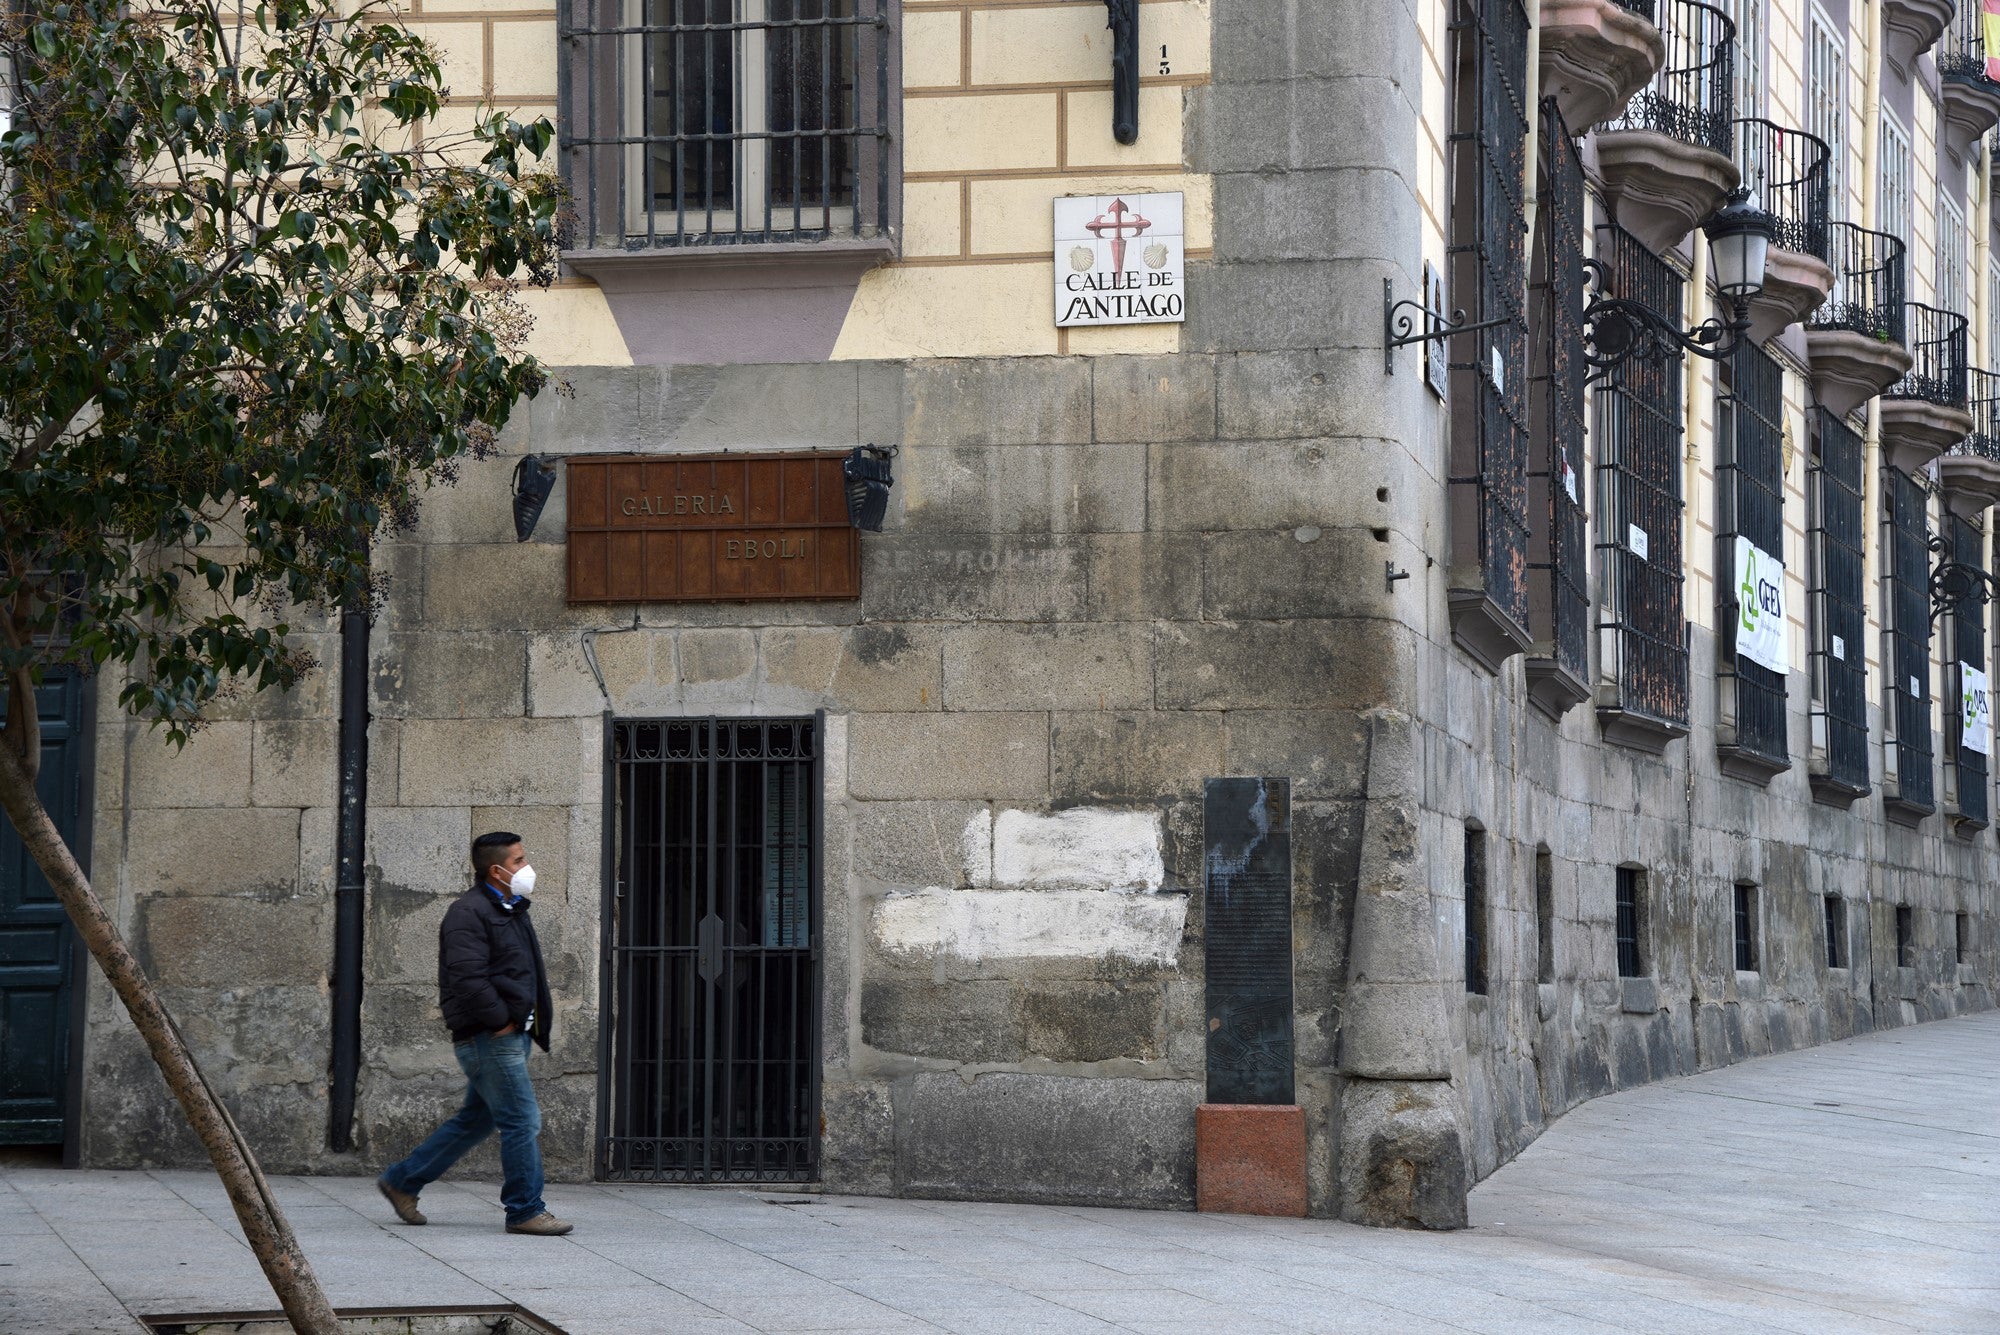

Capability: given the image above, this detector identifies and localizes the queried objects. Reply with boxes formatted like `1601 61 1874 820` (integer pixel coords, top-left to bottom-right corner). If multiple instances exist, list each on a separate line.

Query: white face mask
508 864 537 896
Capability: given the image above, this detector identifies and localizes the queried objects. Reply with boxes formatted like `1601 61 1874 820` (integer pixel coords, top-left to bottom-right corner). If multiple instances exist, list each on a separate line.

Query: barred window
1824 893 1846 968
1938 193 1967 315
1895 903 1915 966
1886 467 1935 816
1878 111 1912 241
1615 866 1646 978
1733 882 1759 972
1808 8 1845 219
1463 825 1490 995
1595 222 1689 739
1809 408 1869 797
1527 98 1590 701
1716 341 1788 775
559 0 893 250
1947 513 1988 827
1446 0 1533 666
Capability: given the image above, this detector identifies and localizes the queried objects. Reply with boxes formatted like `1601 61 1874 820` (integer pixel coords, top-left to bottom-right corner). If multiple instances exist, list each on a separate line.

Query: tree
0 1 560 1328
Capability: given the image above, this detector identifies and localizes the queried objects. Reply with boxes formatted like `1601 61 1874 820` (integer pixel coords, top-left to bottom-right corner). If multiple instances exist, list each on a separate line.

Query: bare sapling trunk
0 719 342 1334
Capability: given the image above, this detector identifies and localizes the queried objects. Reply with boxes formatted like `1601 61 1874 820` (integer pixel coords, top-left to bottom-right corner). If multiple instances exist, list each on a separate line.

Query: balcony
1539 0 1666 133
1880 303 1973 473
1937 3 2000 157
1593 0 1739 253
1803 224 1913 418
1882 0 1954 79
1936 369 2000 514
1735 119 1832 340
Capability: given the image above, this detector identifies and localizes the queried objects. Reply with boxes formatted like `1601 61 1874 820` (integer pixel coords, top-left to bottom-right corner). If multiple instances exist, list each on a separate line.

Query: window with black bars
1733 883 1758 972
1716 342 1788 771
1886 467 1935 814
1595 223 1690 731
1895 903 1914 966
1948 514 1988 827
1958 911 1972 965
1528 98 1589 686
1464 826 1490 995
1616 866 1646 977
1447 0 1532 643
1823 893 1846 969
558 0 892 250
1809 409 1869 794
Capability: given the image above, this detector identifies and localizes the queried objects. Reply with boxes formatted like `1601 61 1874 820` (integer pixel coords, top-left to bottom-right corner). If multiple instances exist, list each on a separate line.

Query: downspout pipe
329 601 370 1152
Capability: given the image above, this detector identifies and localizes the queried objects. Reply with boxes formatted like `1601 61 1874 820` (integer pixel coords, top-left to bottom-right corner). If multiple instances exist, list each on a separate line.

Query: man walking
377 830 573 1236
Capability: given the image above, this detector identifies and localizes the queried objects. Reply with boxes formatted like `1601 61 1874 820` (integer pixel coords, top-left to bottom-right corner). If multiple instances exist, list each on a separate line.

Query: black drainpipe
329 601 370 1152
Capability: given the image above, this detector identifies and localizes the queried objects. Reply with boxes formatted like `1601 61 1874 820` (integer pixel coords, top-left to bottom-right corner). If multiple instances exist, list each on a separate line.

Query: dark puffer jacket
438 886 553 1051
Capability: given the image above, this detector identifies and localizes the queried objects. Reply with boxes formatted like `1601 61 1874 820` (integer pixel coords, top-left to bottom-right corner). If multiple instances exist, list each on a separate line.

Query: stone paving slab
3 1012 1995 1334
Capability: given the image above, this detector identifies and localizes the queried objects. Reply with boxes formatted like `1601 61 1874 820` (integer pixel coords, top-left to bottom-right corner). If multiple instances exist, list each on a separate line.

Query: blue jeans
383 1031 546 1225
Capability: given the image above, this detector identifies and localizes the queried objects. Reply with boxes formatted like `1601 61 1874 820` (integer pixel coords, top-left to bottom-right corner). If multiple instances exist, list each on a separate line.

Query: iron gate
600 716 821 1182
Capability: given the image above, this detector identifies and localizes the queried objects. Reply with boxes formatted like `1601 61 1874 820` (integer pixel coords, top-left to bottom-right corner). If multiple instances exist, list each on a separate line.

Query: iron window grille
1895 903 1914 967
1886 467 1935 815
1946 513 1989 828
1447 0 1533 648
1716 341 1789 773
1809 408 1869 795
1595 221 1690 732
1823 893 1846 968
1615 866 1645 977
1733 882 1758 972
1534 845 1556 985
1733 118 1829 261
1600 0 1736 154
559 0 893 251
1463 826 1490 995
1957 911 1971 965
1529 98 1590 689
1807 222 1906 343
602 717 822 1184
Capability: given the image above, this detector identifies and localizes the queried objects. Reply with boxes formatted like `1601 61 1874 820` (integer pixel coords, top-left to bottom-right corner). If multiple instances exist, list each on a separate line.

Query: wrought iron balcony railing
1886 302 1969 407
1733 118 1829 260
1939 0 1995 86
1805 222 1908 344
1612 0 1658 16
1956 367 2000 458
1599 0 1735 154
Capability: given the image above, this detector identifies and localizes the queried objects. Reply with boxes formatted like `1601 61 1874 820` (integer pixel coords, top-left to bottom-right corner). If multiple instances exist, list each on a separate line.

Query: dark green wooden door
0 673 87 1146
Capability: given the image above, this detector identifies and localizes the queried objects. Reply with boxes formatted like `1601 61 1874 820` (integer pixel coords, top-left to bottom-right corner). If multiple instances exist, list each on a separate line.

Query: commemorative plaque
566 453 860 603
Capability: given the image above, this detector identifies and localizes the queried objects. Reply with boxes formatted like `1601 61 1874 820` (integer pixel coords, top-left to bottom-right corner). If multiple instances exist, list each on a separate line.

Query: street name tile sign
567 453 860 603
1054 192 1187 328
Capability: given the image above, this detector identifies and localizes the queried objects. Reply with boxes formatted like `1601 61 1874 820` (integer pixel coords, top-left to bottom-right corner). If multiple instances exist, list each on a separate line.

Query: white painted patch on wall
875 806 1183 962
874 890 1188 964
990 807 1164 890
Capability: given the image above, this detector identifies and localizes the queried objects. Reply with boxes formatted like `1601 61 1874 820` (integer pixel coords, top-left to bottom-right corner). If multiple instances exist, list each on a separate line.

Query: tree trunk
0 740 343 1334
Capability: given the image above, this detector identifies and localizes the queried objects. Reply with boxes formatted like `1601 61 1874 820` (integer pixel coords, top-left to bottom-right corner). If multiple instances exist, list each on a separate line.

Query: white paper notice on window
1911 675 1923 700
1490 346 1505 393
1733 536 1788 675
1831 634 1846 661
1962 663 1991 755
1628 524 1649 561
1560 454 1578 503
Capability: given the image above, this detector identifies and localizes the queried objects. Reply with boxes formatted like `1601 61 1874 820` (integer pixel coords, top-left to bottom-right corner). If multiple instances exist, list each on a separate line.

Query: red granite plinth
1195 1103 1307 1217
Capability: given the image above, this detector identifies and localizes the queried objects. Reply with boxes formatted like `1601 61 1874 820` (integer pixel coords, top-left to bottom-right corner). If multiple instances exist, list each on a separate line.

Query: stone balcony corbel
1538 0 1666 134
1882 0 1953 78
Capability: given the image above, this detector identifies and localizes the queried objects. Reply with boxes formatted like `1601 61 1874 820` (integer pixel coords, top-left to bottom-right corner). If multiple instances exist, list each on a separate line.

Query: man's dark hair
471 831 523 883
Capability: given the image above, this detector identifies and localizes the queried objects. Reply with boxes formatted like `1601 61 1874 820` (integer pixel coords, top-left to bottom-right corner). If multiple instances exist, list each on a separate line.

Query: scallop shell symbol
1069 246 1095 272
1143 242 1169 270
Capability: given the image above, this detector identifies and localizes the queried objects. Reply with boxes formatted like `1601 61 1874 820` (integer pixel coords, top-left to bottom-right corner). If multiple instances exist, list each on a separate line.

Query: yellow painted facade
414 0 1213 364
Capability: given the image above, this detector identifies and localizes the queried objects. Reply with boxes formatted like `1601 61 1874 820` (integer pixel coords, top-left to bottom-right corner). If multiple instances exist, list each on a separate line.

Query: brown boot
377 1177 427 1226
505 1212 574 1236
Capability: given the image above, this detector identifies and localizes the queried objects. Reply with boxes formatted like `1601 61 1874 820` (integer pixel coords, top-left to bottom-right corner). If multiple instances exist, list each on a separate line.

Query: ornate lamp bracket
1382 278 1516 375
1928 531 1996 625
1578 259 1753 384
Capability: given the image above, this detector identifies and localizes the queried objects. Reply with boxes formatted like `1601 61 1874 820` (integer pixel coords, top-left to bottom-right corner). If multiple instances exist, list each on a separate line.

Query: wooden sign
566 453 860 603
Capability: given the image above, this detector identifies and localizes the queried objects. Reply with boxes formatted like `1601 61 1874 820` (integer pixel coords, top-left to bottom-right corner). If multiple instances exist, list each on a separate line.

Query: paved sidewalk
4 1012 1995 1334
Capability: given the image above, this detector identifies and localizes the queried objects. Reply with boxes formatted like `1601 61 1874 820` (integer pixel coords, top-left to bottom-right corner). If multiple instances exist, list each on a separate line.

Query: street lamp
1581 188 1778 375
